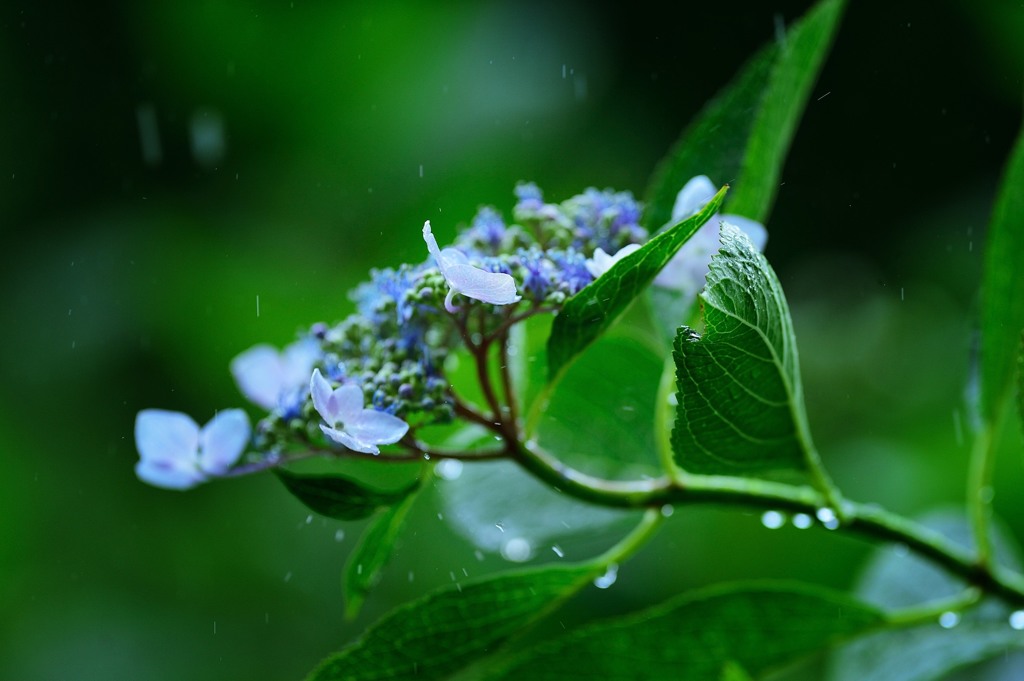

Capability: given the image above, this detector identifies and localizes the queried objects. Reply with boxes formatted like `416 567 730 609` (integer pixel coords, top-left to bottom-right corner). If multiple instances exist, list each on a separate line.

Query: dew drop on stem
761 510 786 529
593 564 618 589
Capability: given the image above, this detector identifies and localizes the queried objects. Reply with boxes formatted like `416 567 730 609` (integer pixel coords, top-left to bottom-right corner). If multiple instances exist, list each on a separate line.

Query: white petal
439 247 470 268
230 344 284 410
422 221 447 276
443 263 521 306
320 424 380 454
310 368 337 424
672 175 717 222
720 214 768 252
135 409 200 465
333 383 367 422
198 409 251 475
586 244 641 278
347 409 410 446
135 458 206 490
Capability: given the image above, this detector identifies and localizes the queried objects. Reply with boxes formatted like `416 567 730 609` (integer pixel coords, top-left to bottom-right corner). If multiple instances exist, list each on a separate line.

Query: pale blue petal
720 215 768 252
230 344 284 410
310 369 337 424
671 175 717 222
333 383 366 422
198 409 250 475
135 409 199 464
444 263 521 306
135 458 206 490
653 221 720 293
347 409 410 446
282 338 320 388
321 424 380 454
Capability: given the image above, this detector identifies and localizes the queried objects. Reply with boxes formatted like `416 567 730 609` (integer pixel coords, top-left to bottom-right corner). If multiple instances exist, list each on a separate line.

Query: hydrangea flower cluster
133 177 765 490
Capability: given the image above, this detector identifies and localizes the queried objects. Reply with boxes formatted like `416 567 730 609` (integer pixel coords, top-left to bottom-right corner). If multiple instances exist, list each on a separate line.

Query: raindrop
892 543 910 557
551 545 565 558
816 508 840 530
1010 611 1024 630
593 564 618 589
422 453 431 460
474 550 485 562
284 571 293 582
356 564 363 575
792 513 813 529
435 459 463 481
495 522 505 533
938 611 960 629
408 571 415 582
437 512 444 520
761 510 786 529
305 515 313 524
980 486 995 503
501 537 532 562
334 529 346 542
660 504 674 518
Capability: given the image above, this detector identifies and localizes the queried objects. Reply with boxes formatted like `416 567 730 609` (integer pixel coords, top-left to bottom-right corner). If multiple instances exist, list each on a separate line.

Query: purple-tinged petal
346 409 410 446
198 409 251 475
135 409 200 465
231 344 284 410
135 458 206 490
320 425 380 454
672 175 717 221
310 369 337 424
423 221 446 274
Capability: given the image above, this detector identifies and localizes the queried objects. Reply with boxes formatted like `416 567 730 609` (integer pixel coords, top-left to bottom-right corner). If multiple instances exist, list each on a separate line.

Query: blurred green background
3 1 1023 679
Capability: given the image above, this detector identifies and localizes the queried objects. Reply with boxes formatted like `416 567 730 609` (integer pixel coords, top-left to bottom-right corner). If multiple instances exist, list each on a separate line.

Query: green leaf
827 511 1024 681
643 0 846 228
344 487 420 619
304 562 602 681
980 122 1024 422
672 225 814 475
276 470 419 521
1018 331 1024 437
546 186 726 382
489 582 884 680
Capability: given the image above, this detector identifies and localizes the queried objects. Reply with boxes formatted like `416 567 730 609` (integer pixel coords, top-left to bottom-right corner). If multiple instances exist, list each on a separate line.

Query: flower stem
506 438 1024 604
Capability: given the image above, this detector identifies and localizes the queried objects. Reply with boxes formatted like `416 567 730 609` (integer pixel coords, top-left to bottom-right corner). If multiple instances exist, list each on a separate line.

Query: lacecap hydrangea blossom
133 177 763 489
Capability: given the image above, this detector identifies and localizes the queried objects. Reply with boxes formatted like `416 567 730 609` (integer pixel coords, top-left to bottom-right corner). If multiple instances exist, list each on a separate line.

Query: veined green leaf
276 470 419 521
546 186 726 382
672 225 814 474
980 124 1024 422
643 0 846 229
827 511 1024 681
489 582 883 680
344 488 420 619
304 562 603 681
